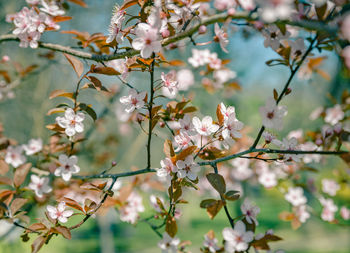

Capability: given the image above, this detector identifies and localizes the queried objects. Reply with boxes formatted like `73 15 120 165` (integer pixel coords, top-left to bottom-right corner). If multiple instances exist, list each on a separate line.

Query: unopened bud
228 8 236 16
315 138 323 145
285 88 292 95
333 123 342 134
162 29 170 38
198 25 207 34
111 161 117 167
159 122 165 128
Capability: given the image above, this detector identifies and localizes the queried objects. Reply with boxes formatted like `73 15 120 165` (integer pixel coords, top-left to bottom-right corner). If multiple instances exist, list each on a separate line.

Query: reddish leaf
54 226 72 239
31 236 46 253
62 197 84 212
206 200 223 219
0 176 12 186
165 215 177 237
120 0 139 10
176 146 197 162
10 198 28 215
216 104 224 126
67 0 88 7
49 89 75 100
0 70 11 83
14 163 31 188
164 140 175 159
63 53 84 78
90 65 120 75
52 16 72 23
0 160 9 175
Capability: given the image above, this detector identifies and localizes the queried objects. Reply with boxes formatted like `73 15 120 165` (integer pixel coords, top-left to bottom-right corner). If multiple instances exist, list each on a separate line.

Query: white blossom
5 146 26 168
259 98 287 131
54 154 80 181
46 202 73 223
23 138 43 155
176 155 200 180
241 199 260 225
56 108 85 137
29 175 52 198
222 220 254 252
192 116 219 136
158 232 180 253
119 89 146 113
285 187 307 206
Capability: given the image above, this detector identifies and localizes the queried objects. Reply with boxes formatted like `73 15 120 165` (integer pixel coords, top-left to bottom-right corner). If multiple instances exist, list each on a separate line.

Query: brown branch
0 11 338 62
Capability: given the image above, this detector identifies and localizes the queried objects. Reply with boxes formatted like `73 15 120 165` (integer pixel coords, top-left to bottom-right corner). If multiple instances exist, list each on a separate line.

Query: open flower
23 138 43 155
214 23 229 53
46 202 73 223
29 175 52 198
262 25 290 51
285 187 307 206
174 131 192 152
56 108 85 137
106 4 125 44
322 179 340 197
176 155 200 180
5 145 26 168
132 23 161 58
161 71 178 96
158 232 180 253
325 104 344 125
156 158 177 178
241 199 260 225
222 114 244 148
119 89 146 113
203 231 221 253
222 220 254 252
54 154 80 181
119 191 144 224
259 98 287 131
193 116 219 136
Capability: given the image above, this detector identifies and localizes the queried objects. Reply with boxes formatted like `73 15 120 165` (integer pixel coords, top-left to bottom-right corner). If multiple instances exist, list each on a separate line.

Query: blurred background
0 0 349 252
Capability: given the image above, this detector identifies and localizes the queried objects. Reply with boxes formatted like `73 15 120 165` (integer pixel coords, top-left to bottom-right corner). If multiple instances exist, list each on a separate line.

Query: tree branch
0 12 338 62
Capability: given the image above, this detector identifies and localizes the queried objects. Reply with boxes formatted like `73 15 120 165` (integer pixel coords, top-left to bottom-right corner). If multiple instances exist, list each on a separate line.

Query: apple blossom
119 191 144 224
319 197 338 222
176 155 200 180
46 202 73 223
285 187 307 206
174 131 192 152
340 206 350 220
259 98 287 131
222 220 254 252
161 71 178 96
214 23 229 53
258 171 277 188
28 175 52 198
23 138 43 155
119 89 147 113
132 23 161 58
156 158 177 178
5 145 26 168
293 205 310 223
54 154 80 181
158 232 180 253
241 199 260 225
203 233 221 253
325 104 344 125
262 25 290 51
56 108 85 137
192 116 219 136
321 179 340 197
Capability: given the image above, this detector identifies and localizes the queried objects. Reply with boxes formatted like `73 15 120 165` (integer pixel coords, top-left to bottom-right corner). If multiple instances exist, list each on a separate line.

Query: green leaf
78 103 97 121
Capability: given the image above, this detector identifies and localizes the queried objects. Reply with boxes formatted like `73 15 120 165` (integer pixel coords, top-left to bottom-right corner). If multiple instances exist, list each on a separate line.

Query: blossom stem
146 54 155 169
250 35 318 149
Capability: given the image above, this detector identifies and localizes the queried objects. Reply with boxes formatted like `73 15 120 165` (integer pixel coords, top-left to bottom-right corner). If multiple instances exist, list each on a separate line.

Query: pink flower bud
161 29 170 38
198 25 207 34
315 138 323 145
112 161 117 166
333 123 342 134
228 8 236 16
1 55 10 62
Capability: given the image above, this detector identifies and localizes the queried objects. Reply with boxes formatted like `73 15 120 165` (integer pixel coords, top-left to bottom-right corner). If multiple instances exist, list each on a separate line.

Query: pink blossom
241 199 260 225
161 71 178 96
176 69 194 91
321 179 340 197
106 5 125 44
132 23 161 58
174 131 192 152
5 146 26 168
293 205 310 223
156 158 177 178
259 98 287 131
203 233 220 253
222 221 254 252
46 202 73 223
214 23 229 53
29 175 52 198
176 155 200 180
258 171 277 188
158 232 180 253
119 191 144 224
319 197 338 222
325 104 344 125
56 108 85 137
340 206 350 220
262 25 290 51
23 138 43 155
285 187 307 206
54 154 80 181
192 116 219 136
119 89 146 113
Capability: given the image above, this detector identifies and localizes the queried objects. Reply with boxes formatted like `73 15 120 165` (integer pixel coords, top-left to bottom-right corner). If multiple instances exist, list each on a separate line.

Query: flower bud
198 25 207 34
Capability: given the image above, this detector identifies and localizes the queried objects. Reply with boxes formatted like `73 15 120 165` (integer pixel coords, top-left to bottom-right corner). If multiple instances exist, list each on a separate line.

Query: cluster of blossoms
5 138 43 168
6 0 65 48
188 49 237 88
119 191 145 224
